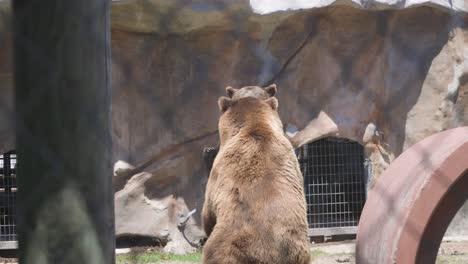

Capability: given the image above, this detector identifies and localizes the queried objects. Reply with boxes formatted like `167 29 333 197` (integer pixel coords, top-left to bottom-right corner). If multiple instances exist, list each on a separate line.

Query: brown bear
201 84 311 264
201 84 277 171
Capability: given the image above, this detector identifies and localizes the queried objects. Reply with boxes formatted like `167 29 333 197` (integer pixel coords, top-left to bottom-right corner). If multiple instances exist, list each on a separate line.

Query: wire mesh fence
297 137 367 236
0 150 17 244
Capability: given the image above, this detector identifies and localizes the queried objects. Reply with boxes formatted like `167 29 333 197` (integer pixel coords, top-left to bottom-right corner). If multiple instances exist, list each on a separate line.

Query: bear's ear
263 84 277 97
265 97 278 110
218 96 232 112
225 86 239 98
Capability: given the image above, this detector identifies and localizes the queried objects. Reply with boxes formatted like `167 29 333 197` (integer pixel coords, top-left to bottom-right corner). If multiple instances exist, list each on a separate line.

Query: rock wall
110 1 468 250
0 0 467 252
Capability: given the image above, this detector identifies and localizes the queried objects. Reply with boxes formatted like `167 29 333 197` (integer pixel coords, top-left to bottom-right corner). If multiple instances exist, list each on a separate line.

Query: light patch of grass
116 252 201 264
310 248 327 259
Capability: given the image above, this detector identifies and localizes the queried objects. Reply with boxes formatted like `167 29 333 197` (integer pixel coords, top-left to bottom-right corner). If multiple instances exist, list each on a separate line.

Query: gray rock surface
249 0 468 14
109 2 468 251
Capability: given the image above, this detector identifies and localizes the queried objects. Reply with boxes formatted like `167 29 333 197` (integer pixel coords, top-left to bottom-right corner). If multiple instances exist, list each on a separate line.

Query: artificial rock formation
0 0 468 253
110 2 468 251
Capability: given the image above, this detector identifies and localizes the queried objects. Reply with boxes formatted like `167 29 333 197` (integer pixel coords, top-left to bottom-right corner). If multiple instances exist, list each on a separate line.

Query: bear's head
217 84 282 145
224 84 277 101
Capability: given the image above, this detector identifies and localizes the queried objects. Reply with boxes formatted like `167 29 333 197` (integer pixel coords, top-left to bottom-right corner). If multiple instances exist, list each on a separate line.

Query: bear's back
205 133 310 264
202 89 310 264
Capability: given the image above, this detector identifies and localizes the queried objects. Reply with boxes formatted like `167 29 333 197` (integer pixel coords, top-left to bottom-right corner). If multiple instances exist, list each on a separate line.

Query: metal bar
308 227 358 237
0 241 18 250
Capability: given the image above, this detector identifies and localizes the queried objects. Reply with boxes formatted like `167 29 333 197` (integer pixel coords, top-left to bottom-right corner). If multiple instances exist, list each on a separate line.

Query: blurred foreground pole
13 0 114 263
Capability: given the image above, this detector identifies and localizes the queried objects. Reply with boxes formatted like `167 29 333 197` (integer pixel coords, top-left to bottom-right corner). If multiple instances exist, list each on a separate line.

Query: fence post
13 0 114 263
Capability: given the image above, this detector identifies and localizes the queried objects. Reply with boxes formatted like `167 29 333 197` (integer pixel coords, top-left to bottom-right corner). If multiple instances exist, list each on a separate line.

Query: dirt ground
120 240 468 264
309 241 468 264
313 240 468 264
116 240 468 264
0 257 16 264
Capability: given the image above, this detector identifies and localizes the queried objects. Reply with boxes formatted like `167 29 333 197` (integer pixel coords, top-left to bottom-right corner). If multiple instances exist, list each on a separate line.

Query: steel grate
0 151 17 243
296 138 366 234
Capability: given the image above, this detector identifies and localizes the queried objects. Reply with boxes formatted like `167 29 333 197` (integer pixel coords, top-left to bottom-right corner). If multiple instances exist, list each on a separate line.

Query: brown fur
225 84 277 100
201 85 310 264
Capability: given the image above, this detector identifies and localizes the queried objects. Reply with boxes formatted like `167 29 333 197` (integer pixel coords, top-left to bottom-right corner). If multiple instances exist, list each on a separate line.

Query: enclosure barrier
0 151 16 249
356 127 468 264
297 137 368 237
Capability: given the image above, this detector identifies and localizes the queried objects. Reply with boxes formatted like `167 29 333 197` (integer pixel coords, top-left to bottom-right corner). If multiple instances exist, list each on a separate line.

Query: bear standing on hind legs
201 84 311 264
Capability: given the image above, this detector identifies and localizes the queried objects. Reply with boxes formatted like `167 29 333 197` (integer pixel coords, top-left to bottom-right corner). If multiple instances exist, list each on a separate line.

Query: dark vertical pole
13 0 114 263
